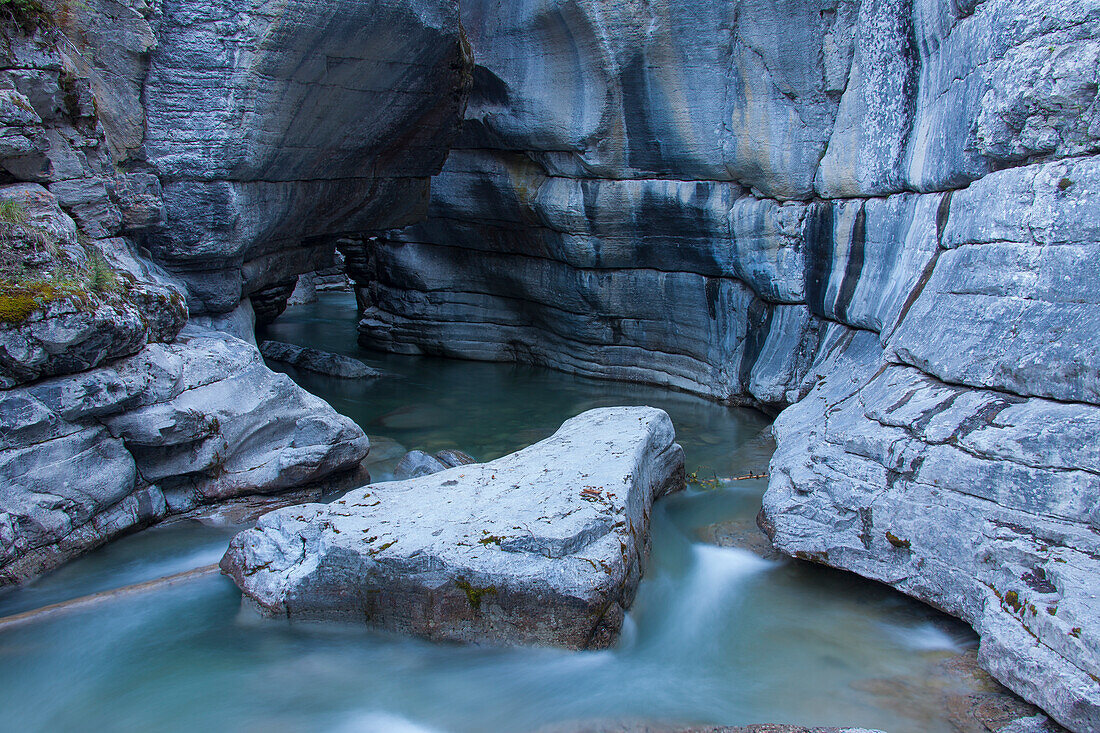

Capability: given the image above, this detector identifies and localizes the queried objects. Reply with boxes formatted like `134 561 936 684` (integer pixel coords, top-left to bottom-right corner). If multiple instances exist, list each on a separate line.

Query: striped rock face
340 1 1100 730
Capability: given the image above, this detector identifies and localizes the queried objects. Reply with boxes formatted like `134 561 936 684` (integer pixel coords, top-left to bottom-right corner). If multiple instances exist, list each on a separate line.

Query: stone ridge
221 406 685 649
345 1 1100 730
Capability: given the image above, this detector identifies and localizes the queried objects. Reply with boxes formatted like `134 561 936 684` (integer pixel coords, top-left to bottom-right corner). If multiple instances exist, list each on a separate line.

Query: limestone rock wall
51 0 472 315
1 0 471 586
351 1 1100 730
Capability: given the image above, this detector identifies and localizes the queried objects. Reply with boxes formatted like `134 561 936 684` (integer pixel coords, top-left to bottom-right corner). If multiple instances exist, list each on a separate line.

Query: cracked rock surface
221 407 685 649
0 3 466 585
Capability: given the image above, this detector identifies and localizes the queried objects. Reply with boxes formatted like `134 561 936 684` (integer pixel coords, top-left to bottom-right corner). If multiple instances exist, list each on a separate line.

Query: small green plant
455 578 497 610
885 531 911 550
0 199 27 225
87 251 117 294
0 277 85 324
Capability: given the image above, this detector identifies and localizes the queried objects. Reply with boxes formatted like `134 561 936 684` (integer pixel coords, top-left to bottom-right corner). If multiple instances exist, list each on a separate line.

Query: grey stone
249 279 297 326
258 340 382 380
0 329 370 586
54 0 473 315
890 157 1100 404
0 2 1094 729
392 449 449 480
764 332 1100 733
0 186 188 389
435 448 476 468
221 407 685 649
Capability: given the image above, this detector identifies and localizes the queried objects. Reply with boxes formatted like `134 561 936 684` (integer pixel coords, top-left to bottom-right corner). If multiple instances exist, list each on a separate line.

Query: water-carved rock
221 407 685 649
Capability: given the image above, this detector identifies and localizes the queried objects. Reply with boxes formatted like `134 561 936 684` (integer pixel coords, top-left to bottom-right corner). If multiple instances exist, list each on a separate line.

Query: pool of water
0 292 977 733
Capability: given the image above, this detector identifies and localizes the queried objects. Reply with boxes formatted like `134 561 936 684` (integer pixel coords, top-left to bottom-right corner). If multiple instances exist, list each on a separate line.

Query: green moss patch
455 578 497 611
0 278 87 324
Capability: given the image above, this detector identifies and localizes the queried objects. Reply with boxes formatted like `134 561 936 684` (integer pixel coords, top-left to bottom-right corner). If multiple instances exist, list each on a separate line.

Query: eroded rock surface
763 156 1100 733
51 0 473 316
0 0 468 585
0 327 368 586
344 1 1100 729
221 407 685 649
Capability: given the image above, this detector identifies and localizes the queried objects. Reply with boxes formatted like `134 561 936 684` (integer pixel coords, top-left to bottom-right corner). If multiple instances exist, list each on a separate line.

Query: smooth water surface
0 292 976 733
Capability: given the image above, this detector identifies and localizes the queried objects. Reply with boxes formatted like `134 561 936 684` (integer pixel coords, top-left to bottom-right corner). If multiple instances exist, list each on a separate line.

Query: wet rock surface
259 340 383 380
221 407 685 649
392 449 449 480
393 447 476 479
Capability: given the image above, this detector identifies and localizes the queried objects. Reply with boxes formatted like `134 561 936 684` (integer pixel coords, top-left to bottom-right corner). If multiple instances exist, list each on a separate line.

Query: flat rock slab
259 340 383 379
221 407 685 649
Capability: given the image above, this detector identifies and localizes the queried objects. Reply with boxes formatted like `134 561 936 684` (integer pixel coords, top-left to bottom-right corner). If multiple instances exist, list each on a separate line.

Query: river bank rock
221 407 685 648
0 327 370 586
0 1 456 587
259 340 383 380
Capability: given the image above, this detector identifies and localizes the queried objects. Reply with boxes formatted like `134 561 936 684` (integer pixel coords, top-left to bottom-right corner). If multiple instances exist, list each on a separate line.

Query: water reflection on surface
0 293 976 733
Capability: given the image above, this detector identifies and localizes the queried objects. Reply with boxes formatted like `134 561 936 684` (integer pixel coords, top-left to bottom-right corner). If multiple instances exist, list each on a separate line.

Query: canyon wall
0 2 471 585
352 1 1100 730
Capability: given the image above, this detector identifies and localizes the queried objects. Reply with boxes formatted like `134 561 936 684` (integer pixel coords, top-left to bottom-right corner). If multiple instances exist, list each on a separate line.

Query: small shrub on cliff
87 251 117 294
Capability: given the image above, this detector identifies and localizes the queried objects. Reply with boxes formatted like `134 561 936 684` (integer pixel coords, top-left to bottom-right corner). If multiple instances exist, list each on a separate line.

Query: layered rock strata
1 327 368 585
1 1 470 586
347 1 1100 729
221 407 686 649
763 155 1100 732
50 0 473 317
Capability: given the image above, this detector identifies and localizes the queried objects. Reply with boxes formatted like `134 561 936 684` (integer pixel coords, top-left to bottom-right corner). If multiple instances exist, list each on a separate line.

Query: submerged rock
537 725 884 733
392 449 449 480
393 448 476 479
259 340 382 380
221 407 685 649
434 448 476 468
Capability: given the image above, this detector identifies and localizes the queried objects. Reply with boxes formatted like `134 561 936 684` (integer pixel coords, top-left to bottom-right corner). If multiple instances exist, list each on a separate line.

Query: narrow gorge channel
0 0 1096 731
2 293 991 733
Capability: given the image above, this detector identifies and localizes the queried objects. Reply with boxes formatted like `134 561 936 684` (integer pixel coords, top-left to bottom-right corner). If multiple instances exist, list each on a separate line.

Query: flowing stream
0 293 979 732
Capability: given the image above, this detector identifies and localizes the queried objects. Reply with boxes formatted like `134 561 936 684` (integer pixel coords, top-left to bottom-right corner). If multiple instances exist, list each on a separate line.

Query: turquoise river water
0 292 978 732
